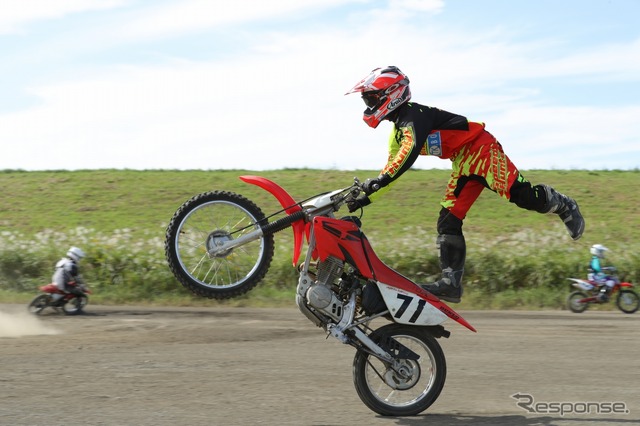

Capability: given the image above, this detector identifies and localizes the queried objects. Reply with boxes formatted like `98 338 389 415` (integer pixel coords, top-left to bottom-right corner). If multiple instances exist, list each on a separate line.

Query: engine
305 256 345 322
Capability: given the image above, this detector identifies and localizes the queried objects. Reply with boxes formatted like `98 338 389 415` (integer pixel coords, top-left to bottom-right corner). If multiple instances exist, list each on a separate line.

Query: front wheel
165 191 275 299
352 324 446 416
28 294 50 315
616 289 639 314
567 291 589 313
63 295 88 315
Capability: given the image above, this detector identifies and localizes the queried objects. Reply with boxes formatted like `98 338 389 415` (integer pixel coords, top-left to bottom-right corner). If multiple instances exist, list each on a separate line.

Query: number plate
377 282 447 325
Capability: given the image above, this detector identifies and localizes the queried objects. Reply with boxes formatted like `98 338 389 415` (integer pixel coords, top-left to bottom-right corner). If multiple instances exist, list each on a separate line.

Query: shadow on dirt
388 414 636 425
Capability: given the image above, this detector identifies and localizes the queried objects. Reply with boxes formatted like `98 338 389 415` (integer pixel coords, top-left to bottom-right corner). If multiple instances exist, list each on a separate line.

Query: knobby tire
616 289 640 314
63 296 88 315
567 291 589 313
28 294 50 315
352 323 447 416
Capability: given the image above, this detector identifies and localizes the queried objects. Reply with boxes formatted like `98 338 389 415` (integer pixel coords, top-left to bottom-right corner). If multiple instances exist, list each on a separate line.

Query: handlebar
258 177 369 238
341 178 367 205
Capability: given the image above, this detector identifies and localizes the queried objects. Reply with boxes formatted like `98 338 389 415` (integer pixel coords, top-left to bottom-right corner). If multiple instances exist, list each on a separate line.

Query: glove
362 178 381 195
347 194 371 213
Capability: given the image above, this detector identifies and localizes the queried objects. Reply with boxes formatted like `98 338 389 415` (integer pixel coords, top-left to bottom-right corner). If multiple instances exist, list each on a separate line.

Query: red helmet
346 66 411 128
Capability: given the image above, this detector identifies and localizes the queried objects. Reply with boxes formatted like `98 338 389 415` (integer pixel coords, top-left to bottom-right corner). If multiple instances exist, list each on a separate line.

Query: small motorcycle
27 282 91 315
566 272 639 314
165 175 475 416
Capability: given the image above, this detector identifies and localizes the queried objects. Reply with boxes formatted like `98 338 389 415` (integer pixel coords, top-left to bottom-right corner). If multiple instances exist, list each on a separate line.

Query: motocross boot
541 185 585 240
421 234 466 303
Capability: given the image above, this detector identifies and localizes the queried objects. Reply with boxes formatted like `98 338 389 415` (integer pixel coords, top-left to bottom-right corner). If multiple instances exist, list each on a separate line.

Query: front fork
206 210 306 258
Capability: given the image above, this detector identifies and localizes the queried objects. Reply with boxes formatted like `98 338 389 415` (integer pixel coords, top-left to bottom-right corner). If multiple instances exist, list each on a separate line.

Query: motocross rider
51 246 86 302
346 66 585 303
588 244 615 301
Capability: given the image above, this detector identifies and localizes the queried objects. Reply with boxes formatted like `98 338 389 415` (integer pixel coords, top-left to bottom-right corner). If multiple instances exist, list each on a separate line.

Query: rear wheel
616 289 639 314
567 291 589 313
352 324 446 416
28 294 50 315
165 191 275 299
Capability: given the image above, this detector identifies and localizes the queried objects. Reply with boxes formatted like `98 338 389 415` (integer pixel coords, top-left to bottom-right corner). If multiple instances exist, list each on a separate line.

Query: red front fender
239 175 306 265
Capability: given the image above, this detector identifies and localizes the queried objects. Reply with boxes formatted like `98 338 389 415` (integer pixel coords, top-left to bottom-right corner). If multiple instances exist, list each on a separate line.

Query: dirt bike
27 282 91 315
566 270 639 314
165 175 475 416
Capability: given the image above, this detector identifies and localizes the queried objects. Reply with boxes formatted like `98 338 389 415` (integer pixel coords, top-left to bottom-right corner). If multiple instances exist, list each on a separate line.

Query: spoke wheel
616 289 639 314
165 191 275 299
63 296 88 315
567 291 589 313
353 324 446 416
28 294 50 315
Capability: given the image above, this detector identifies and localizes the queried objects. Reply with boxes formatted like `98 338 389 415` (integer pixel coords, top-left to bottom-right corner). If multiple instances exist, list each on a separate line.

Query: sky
1 0 639 171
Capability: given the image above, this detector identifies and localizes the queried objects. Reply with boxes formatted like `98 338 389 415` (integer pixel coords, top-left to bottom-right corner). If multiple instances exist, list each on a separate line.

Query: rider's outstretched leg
539 184 585 240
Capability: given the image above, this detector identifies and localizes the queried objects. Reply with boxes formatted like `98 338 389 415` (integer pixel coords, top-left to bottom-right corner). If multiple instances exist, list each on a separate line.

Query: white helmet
590 244 608 258
67 246 86 262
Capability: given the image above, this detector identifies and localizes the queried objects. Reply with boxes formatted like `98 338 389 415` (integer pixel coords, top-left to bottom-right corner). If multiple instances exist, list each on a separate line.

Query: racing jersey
376 102 486 188
52 258 80 291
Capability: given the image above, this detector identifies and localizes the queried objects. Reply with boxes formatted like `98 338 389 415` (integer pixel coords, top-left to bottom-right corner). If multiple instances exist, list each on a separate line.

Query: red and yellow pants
439 130 545 234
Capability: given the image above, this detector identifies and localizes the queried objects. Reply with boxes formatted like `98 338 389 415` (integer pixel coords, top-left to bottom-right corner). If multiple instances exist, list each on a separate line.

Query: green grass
2 168 637 243
1 168 638 309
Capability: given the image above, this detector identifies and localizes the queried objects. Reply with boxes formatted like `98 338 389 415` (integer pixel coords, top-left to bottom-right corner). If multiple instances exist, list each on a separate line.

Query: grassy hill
2 168 638 241
1 168 638 309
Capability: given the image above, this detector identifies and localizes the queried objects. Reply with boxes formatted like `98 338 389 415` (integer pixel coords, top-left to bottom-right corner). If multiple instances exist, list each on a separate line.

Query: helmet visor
362 91 385 109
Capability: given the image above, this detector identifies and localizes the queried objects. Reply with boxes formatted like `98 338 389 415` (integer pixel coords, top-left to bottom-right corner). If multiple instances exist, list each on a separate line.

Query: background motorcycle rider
588 244 616 301
346 66 585 303
51 246 86 302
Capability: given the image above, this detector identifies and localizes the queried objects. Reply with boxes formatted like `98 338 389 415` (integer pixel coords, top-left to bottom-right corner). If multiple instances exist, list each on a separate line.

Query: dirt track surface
1 304 638 426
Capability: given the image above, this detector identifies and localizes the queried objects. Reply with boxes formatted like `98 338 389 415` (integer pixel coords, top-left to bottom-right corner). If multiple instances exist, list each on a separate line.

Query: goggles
362 91 385 109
